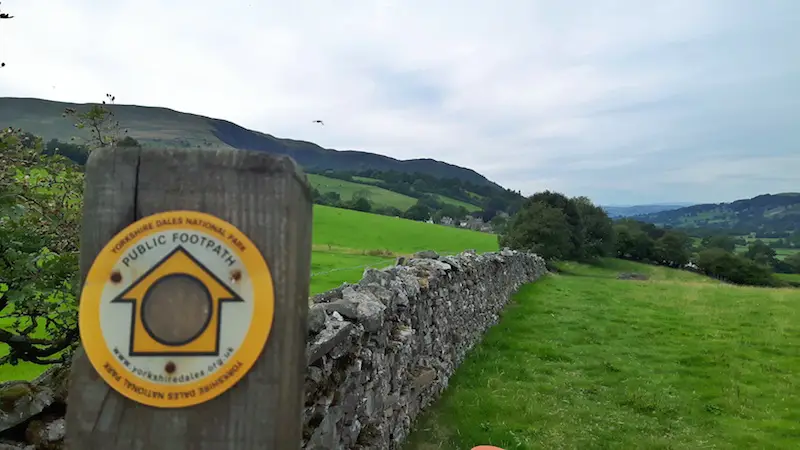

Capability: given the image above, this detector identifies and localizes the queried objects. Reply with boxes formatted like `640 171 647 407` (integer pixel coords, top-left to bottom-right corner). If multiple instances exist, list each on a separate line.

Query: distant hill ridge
634 193 800 236
602 203 694 218
0 97 500 189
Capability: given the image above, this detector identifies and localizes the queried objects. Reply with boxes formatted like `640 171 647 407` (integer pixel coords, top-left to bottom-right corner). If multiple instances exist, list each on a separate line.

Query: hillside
0 97 499 189
307 174 418 211
602 203 693 218
634 193 800 236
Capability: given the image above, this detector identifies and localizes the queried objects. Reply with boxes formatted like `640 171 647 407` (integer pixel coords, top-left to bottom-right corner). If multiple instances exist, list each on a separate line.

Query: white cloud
1 0 798 204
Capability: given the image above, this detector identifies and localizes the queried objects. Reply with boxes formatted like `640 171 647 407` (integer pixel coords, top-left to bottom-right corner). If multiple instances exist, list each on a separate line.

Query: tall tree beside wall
500 192 614 263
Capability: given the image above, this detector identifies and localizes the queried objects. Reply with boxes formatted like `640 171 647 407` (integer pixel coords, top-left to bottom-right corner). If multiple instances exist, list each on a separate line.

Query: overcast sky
1 1 798 205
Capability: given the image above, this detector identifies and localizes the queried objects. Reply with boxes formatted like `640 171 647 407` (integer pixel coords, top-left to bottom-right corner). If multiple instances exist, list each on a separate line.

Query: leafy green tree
43 139 89 165
352 189 372 202
500 201 572 261
784 252 800 274
373 206 403 217
745 240 778 268
314 191 342 207
527 191 585 260
654 230 692 268
696 248 776 286
573 196 614 259
347 196 372 213
613 221 655 262
790 231 800 248
0 127 83 365
700 235 737 253
403 202 432 221
489 214 508 235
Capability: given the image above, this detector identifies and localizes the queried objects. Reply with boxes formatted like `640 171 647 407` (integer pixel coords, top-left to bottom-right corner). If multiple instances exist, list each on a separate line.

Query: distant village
425 211 509 234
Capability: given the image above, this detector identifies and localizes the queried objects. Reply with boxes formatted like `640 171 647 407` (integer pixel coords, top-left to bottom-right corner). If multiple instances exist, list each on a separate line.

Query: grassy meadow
406 259 800 450
307 173 481 212
307 173 418 211
0 204 498 381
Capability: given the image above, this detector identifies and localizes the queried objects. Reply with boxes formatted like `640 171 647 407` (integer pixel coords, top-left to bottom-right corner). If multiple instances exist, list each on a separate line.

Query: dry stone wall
303 249 547 449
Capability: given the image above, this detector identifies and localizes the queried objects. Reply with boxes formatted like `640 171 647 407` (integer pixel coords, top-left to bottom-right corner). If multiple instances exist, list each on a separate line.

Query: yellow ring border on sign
79 210 275 408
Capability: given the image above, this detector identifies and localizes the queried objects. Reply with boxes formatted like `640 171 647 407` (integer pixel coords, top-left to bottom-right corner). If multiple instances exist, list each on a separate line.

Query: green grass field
406 259 800 449
775 248 799 260
0 205 497 382
308 174 481 213
434 194 481 212
307 174 418 211
776 273 800 284
312 205 497 254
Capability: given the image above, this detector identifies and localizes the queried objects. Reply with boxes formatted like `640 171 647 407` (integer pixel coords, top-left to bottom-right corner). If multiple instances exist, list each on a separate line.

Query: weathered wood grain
66 147 313 450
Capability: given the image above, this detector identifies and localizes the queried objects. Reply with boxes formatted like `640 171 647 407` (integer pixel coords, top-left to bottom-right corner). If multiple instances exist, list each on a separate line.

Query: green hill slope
312 205 498 254
635 193 800 236
308 174 418 210
307 174 482 212
602 203 694 218
0 97 500 188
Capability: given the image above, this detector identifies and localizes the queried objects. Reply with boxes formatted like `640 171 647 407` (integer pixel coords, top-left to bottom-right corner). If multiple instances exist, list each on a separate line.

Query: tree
352 189 372 202
744 240 778 268
43 139 89 165
489 214 508 235
527 191 585 260
373 206 403 217
347 196 372 213
696 248 776 286
573 196 614 259
403 202 432 221
700 235 736 253
784 252 800 274
500 201 572 261
0 99 124 366
654 230 692 268
613 221 655 262
0 127 83 365
63 93 129 150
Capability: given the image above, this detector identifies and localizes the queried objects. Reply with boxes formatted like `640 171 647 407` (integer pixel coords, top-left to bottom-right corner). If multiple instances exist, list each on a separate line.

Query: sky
1 0 798 205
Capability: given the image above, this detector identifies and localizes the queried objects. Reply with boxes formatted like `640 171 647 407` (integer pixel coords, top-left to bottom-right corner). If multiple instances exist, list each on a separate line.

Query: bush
0 127 83 365
695 248 778 286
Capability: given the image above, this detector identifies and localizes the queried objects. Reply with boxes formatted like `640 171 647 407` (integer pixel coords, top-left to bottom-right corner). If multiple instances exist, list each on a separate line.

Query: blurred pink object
471 446 505 450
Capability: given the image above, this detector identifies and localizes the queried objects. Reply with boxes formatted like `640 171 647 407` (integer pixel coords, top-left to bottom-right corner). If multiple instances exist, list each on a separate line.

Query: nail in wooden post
65 147 312 449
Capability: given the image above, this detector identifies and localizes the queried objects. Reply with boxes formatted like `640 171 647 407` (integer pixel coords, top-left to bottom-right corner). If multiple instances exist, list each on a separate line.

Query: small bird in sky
312 120 324 126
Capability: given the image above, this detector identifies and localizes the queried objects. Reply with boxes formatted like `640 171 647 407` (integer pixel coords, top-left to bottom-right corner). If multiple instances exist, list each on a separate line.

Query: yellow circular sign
79 210 275 408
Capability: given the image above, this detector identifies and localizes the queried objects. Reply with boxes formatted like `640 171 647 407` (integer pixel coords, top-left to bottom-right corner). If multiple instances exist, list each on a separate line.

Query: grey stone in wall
303 249 547 450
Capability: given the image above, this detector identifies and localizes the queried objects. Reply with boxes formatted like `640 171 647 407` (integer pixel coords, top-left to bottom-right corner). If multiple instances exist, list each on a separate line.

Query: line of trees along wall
303 249 547 449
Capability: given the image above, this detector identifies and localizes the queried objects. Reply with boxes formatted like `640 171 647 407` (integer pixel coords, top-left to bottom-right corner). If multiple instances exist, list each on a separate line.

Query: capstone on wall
303 249 547 449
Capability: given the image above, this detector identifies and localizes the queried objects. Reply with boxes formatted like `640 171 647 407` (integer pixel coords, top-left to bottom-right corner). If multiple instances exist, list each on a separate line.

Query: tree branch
0 327 78 363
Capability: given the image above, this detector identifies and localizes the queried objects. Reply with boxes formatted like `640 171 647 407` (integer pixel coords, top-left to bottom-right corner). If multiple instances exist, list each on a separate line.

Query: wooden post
65 147 313 449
